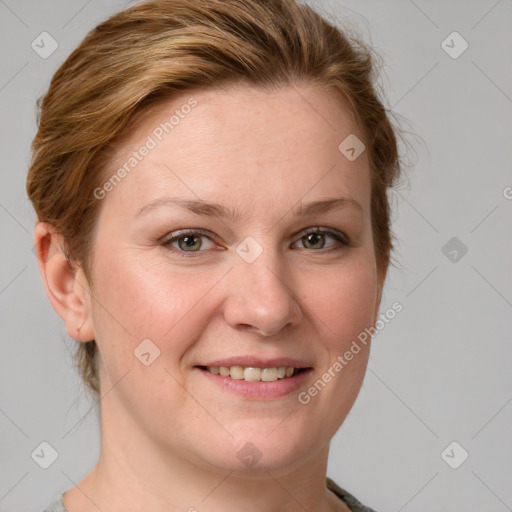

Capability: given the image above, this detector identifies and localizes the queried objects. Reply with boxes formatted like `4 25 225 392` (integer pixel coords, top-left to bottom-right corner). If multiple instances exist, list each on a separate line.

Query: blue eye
160 228 350 258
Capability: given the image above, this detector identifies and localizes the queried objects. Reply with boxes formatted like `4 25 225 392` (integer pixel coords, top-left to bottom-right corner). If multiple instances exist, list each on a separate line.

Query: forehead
100 84 371 220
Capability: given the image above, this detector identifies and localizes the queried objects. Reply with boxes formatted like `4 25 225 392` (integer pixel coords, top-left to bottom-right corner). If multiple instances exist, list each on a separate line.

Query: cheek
89 248 222 365
298 258 377 423
300 256 378 345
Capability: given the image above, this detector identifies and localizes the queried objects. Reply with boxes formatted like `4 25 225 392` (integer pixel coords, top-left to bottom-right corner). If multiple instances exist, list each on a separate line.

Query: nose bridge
223 237 302 336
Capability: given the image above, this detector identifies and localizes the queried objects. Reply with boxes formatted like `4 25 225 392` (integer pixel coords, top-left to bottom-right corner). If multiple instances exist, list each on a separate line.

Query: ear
33 222 95 342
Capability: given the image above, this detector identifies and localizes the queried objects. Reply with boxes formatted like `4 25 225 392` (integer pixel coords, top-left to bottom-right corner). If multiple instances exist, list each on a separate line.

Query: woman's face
84 85 382 473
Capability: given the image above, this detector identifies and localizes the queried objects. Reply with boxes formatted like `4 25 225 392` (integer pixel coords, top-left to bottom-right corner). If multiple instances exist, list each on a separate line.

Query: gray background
1 1 511 511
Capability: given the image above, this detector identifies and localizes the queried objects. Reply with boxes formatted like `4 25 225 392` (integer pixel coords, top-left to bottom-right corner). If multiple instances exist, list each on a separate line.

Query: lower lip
196 367 313 400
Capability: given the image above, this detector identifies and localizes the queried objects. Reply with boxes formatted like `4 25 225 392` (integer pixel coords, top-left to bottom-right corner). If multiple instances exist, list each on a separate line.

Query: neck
64 404 344 512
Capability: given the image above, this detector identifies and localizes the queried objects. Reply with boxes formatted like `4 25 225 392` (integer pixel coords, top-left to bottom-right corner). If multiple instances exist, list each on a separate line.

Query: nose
222 246 303 338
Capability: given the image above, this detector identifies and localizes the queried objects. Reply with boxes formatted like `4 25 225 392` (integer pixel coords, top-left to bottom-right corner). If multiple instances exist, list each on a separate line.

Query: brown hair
27 0 404 399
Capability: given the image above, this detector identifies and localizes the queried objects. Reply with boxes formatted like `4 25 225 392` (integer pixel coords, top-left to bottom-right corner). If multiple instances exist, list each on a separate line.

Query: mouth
196 365 310 382
194 362 314 400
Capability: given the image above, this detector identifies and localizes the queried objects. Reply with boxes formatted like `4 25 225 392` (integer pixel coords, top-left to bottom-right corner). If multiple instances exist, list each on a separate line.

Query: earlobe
34 222 94 342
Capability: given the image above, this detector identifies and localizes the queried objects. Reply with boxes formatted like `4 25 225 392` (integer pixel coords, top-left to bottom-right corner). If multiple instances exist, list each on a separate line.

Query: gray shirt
41 478 378 512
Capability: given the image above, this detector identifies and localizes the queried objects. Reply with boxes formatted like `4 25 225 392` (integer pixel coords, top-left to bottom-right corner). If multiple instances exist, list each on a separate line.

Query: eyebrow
135 196 362 221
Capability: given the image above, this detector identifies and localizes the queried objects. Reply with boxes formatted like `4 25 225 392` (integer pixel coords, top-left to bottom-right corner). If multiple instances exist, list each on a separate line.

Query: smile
201 365 304 382
196 365 313 399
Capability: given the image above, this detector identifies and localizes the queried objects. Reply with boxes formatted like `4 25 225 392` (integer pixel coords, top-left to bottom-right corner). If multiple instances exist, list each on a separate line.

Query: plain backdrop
1 1 511 511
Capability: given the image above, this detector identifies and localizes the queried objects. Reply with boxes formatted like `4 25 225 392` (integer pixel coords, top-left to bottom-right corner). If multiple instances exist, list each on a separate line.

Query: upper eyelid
161 228 214 243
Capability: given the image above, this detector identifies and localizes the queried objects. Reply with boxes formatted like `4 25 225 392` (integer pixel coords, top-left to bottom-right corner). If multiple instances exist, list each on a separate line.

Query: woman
28 0 403 510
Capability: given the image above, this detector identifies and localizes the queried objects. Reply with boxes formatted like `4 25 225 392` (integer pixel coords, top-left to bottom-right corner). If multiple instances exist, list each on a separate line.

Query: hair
27 0 405 400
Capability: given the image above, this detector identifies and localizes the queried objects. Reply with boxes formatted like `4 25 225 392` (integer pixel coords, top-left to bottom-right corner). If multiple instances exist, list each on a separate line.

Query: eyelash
160 228 351 258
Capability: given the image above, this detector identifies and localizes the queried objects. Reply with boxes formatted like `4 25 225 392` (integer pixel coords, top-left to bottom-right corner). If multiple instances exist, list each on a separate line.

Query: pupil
306 233 323 249
180 236 200 250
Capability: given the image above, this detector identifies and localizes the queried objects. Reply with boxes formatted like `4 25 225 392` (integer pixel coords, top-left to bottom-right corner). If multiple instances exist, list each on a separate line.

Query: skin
35 84 384 512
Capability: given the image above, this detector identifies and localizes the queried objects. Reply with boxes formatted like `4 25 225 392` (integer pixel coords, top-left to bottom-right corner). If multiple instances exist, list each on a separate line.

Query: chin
196 431 319 476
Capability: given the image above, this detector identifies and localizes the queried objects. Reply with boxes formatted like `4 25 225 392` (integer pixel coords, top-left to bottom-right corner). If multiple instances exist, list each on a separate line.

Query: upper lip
197 356 314 369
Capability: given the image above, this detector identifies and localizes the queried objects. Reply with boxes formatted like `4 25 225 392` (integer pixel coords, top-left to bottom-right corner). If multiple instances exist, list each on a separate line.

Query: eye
160 227 351 258
161 229 217 257
293 227 350 251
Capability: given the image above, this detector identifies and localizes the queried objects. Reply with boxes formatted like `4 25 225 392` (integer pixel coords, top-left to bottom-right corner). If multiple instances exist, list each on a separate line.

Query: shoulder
40 492 67 512
327 477 379 512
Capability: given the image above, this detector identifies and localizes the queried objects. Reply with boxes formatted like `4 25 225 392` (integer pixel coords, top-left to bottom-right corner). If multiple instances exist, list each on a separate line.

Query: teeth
261 367 278 381
230 366 244 380
244 367 261 382
206 366 299 382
